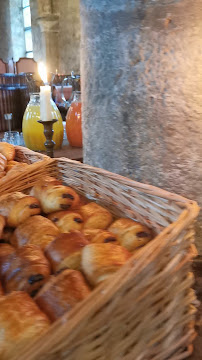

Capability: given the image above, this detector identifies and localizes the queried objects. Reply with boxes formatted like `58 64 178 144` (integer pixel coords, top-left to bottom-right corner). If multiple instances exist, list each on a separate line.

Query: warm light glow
38 62 48 84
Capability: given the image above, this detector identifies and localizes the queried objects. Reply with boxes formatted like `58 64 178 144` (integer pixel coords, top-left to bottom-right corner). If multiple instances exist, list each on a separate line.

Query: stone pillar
80 0 202 247
0 0 12 62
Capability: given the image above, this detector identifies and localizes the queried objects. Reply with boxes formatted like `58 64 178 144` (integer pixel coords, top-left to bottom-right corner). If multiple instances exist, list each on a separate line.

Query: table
53 142 83 161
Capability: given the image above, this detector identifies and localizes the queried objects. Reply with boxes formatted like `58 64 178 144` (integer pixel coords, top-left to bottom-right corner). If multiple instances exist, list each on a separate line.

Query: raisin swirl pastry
30 177 80 214
0 192 41 227
108 218 153 251
11 215 59 250
1 244 51 296
79 203 113 229
45 231 89 272
48 210 84 233
0 291 50 360
82 243 131 286
35 269 90 322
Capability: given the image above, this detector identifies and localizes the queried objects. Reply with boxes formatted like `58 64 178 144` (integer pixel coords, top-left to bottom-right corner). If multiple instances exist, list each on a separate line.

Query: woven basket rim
55 157 199 208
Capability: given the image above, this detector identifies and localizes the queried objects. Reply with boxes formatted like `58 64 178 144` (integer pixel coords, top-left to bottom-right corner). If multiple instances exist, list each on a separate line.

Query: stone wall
0 0 12 62
0 0 25 63
80 0 202 249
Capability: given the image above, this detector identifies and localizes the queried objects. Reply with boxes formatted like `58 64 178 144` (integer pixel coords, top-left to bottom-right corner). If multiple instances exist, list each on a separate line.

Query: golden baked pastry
82 229 119 244
45 231 89 272
11 215 59 250
30 177 80 213
0 243 15 276
0 215 6 238
1 244 51 296
0 171 6 179
5 160 19 173
79 203 113 229
6 162 29 176
82 243 131 286
108 218 153 251
0 192 41 227
35 269 90 322
0 142 15 161
0 291 50 359
48 210 84 233
0 153 7 172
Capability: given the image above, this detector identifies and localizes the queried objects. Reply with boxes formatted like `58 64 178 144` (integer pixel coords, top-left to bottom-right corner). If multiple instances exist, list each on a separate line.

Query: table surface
53 141 83 160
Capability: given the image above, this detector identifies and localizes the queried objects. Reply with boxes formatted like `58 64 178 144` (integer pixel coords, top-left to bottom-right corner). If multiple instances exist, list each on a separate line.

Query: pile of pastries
0 176 154 359
0 142 29 179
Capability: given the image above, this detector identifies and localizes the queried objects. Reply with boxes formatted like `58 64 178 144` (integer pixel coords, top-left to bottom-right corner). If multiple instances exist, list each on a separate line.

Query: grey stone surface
80 0 202 248
0 0 12 62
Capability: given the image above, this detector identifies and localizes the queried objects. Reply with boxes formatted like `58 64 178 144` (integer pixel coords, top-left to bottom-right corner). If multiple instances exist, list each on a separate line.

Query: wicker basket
2 155 199 360
0 146 53 195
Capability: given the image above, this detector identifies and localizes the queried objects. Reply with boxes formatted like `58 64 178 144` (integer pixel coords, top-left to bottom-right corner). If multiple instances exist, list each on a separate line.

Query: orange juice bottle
22 93 63 151
66 91 82 147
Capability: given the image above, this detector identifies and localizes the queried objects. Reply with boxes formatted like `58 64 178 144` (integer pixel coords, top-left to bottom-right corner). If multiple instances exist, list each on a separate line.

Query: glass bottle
22 93 63 151
66 91 82 148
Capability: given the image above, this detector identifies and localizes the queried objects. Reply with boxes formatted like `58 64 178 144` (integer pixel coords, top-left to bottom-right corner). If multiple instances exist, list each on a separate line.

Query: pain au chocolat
45 231 89 273
48 210 84 233
30 176 80 213
1 244 51 296
82 243 131 286
0 192 41 227
35 269 90 322
109 218 153 252
0 291 50 360
11 215 59 250
79 202 113 229
82 229 119 244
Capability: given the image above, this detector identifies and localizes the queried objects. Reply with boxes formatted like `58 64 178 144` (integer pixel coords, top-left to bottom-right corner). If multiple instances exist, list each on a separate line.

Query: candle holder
38 119 58 158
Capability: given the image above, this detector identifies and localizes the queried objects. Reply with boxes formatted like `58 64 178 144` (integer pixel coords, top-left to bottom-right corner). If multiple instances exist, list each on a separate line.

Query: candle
38 62 52 121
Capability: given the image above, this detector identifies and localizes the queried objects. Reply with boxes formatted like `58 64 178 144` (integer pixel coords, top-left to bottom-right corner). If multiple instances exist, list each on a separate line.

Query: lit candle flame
38 62 48 84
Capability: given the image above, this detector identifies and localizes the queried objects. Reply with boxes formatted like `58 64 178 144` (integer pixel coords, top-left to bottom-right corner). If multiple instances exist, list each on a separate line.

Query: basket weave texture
2 150 199 360
0 146 53 195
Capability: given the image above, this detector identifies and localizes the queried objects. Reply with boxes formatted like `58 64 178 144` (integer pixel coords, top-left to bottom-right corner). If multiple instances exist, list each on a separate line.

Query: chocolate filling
104 237 117 243
62 193 74 200
28 274 44 285
55 267 69 275
52 217 59 222
29 203 40 209
137 231 150 238
60 204 71 210
74 218 83 223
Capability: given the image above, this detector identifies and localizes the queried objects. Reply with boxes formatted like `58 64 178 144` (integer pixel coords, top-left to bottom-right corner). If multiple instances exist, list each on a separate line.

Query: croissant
0 291 50 360
11 215 59 250
0 153 7 172
45 231 89 273
1 244 51 296
79 203 113 229
82 229 119 244
82 243 131 286
35 269 90 322
0 243 15 277
0 142 15 161
30 177 80 213
108 218 153 251
0 192 41 227
48 210 84 233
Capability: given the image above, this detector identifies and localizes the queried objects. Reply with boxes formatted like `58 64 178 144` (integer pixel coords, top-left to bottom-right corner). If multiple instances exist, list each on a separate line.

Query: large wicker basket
2 154 199 360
